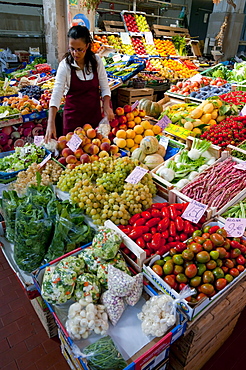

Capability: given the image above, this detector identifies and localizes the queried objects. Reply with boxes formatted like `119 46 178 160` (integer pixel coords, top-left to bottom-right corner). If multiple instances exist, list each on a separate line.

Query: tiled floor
0 248 245 370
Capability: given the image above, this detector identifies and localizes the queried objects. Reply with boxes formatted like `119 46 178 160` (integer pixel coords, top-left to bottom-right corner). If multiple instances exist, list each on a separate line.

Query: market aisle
0 249 69 370
1 247 246 370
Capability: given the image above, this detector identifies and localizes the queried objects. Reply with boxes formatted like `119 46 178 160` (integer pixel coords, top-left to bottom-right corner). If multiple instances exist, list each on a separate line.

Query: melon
140 136 159 155
138 98 163 118
131 148 146 162
144 153 164 170
156 144 166 157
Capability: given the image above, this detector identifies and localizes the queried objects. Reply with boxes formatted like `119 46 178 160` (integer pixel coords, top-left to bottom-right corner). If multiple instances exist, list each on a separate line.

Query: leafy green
1 190 24 243
172 36 187 56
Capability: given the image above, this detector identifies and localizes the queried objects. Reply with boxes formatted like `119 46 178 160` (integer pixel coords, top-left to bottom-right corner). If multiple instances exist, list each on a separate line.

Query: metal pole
133 0 136 12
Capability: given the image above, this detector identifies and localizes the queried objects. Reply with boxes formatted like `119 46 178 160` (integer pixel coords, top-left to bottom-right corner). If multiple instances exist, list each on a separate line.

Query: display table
169 279 246 370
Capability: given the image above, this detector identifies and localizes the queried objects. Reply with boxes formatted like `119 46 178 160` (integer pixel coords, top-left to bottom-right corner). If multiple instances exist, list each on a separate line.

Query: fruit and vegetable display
180 157 246 210
162 59 198 79
123 12 140 33
181 59 198 70
172 35 188 57
149 225 246 304
2 95 42 115
155 139 216 188
19 85 42 100
219 91 246 107
0 81 18 97
221 198 246 219
201 115 246 147
105 61 145 82
0 106 20 120
231 141 246 160
57 156 157 225
131 136 165 170
142 39 158 56
154 39 177 57
131 37 147 56
135 13 150 32
138 98 163 118
107 34 123 52
0 143 46 173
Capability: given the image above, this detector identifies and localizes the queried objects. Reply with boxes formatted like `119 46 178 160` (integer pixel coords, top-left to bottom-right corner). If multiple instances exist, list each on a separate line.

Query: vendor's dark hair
64 25 97 74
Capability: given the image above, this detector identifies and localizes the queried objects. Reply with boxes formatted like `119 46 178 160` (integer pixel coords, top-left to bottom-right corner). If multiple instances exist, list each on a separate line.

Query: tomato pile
201 115 246 147
169 77 227 97
119 202 206 258
220 91 246 106
151 225 246 304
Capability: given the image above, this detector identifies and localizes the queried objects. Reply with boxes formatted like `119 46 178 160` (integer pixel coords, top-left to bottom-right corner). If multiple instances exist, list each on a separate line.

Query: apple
80 153 91 163
62 148 74 158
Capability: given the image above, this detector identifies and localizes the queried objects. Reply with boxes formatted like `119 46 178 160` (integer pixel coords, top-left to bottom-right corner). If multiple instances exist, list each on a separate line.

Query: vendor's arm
45 60 69 142
96 55 114 121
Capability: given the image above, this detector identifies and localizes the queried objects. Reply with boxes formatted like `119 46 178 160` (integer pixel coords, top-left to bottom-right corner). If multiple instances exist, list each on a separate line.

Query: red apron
63 67 102 135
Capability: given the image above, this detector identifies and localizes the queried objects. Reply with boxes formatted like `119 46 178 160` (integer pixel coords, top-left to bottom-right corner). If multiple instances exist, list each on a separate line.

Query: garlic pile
138 294 176 337
65 301 109 340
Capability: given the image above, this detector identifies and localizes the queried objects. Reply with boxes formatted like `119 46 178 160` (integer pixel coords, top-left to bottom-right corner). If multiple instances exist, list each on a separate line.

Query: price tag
122 55 130 62
3 77 9 90
34 135 44 146
234 162 246 170
120 32 131 45
224 218 246 237
131 100 139 111
18 92 23 99
67 133 82 152
144 32 154 45
164 123 192 140
38 153 51 168
189 73 202 82
125 166 148 184
156 115 172 130
182 200 208 224
159 136 169 149
112 54 122 63
240 105 246 116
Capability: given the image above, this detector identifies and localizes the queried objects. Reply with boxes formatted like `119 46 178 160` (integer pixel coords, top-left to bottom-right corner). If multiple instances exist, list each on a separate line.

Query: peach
113 153 121 158
92 138 101 146
74 148 84 158
89 144 100 155
127 120 135 129
132 108 139 117
134 116 142 124
90 154 99 162
118 115 127 125
99 150 109 158
82 137 91 147
108 132 115 143
66 154 77 164
62 148 74 158
116 130 127 139
80 153 91 163
101 138 111 144
126 112 134 122
100 142 111 152
65 132 74 141
58 135 67 141
83 143 92 154
83 123 93 131
118 123 127 131
110 145 119 154
66 164 77 169
58 157 66 166
57 140 67 151
112 127 119 136
75 128 86 136
138 109 146 117
124 104 132 113
96 132 104 140
126 129 136 139
87 128 97 139
110 118 119 128
115 107 124 116
75 160 81 166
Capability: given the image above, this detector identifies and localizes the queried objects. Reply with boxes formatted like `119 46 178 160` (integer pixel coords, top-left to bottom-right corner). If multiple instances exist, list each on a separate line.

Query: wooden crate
151 25 190 38
103 20 125 33
118 87 154 106
31 296 58 338
169 280 246 370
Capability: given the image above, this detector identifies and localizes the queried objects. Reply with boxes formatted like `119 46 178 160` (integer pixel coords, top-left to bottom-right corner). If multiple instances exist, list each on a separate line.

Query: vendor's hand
104 106 114 122
45 124 57 143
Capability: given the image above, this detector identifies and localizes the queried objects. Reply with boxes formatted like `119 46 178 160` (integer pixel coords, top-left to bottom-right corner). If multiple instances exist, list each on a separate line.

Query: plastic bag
101 291 125 326
1 190 23 243
82 336 127 370
92 227 122 260
108 265 135 297
96 252 130 289
73 273 101 303
14 200 53 272
96 116 111 138
124 273 143 306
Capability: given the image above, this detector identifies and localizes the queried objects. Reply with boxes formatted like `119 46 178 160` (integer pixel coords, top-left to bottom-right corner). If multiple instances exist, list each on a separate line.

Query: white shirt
49 54 111 109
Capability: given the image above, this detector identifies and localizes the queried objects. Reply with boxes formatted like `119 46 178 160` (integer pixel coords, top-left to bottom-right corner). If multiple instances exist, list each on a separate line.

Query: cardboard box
14 50 30 62
31 296 58 338
143 219 246 320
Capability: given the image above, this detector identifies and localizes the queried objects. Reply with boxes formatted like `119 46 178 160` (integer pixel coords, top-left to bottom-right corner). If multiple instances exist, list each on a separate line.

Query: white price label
224 218 246 237
38 153 51 168
3 77 9 90
125 166 148 184
240 105 246 116
234 162 246 170
122 55 130 62
144 32 154 45
34 135 44 146
131 100 139 111
112 54 122 63
182 200 208 224
156 115 172 130
120 32 131 45
67 133 82 152
159 136 169 149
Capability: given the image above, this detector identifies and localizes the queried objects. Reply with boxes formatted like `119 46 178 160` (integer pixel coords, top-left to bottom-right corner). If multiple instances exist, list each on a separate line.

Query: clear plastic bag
1 190 23 243
97 116 111 138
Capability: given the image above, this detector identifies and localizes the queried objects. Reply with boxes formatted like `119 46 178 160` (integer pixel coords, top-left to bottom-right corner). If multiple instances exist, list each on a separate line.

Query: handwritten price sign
131 100 139 111
67 134 82 152
34 135 44 147
159 136 169 149
224 218 246 237
38 153 52 168
156 115 172 130
165 123 192 140
125 166 148 184
234 162 246 171
182 200 208 224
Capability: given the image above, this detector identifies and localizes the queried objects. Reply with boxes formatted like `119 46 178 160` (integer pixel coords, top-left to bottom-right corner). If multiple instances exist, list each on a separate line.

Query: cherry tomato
229 268 239 277
210 233 225 246
152 264 163 276
164 275 176 289
215 278 227 291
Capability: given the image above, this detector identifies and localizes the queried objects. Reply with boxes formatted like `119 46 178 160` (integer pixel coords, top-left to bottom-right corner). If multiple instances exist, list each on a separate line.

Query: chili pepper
133 218 146 227
184 220 192 234
168 236 174 242
128 226 149 240
145 217 161 228
150 233 163 251
141 211 152 220
136 237 146 249
161 230 169 239
157 217 170 232
151 202 169 209
161 206 170 218
151 227 157 234
143 233 153 242
151 208 162 218
169 205 178 220
169 221 176 237
175 216 184 232
129 213 141 225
